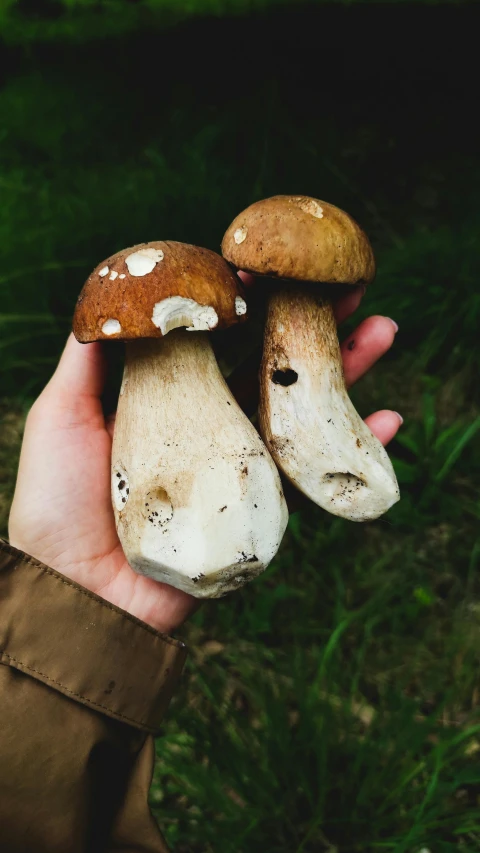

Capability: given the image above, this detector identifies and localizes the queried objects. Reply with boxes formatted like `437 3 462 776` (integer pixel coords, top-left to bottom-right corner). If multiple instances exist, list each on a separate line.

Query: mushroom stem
259 286 400 521
112 330 288 597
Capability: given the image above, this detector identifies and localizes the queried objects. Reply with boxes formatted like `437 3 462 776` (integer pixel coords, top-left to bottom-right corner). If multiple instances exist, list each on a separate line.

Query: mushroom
222 196 400 521
73 241 288 597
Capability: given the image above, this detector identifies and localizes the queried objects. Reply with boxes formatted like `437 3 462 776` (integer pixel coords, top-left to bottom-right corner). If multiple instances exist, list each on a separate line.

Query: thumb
47 333 107 402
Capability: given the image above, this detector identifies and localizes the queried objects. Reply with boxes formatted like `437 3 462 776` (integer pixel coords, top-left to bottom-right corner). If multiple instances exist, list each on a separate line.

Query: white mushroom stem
259 287 400 521
112 330 288 597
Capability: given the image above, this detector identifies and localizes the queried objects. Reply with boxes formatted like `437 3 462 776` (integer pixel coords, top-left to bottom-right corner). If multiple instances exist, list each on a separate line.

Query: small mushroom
74 241 288 597
222 197 400 521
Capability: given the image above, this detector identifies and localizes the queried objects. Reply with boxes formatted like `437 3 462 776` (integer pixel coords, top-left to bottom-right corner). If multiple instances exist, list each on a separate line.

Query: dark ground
1 3 480 850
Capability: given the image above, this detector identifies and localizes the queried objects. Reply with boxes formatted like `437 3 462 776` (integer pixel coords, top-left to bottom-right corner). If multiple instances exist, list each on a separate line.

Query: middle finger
341 315 398 388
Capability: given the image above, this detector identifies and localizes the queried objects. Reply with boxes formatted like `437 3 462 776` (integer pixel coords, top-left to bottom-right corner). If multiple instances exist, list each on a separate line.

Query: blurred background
1 1 480 850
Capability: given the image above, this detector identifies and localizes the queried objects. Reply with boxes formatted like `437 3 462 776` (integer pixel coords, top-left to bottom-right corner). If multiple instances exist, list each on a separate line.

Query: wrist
7 523 198 635
98 577 199 636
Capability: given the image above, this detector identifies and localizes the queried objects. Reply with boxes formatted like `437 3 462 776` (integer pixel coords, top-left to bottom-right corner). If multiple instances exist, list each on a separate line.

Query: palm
9 341 195 633
9 288 401 633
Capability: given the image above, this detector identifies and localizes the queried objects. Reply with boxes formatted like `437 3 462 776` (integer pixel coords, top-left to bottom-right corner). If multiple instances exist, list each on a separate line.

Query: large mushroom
73 241 288 597
222 196 400 521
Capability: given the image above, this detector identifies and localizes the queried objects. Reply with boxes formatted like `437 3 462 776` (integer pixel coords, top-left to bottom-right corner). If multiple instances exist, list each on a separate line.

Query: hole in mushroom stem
271 368 298 387
322 472 367 501
324 472 366 483
144 487 173 528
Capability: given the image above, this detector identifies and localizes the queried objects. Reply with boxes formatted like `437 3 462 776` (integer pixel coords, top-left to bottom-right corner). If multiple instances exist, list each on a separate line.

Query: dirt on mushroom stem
111 331 288 597
258 284 400 521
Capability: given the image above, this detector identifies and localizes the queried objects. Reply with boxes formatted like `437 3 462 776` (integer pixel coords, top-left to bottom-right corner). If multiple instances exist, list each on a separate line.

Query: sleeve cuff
0 539 187 734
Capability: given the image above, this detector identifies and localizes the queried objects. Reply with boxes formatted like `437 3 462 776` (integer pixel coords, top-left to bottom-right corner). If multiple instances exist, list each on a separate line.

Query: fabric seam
0 650 157 733
0 539 184 650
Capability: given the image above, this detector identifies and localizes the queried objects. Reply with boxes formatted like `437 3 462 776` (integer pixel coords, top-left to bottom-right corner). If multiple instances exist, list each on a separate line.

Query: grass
1 4 480 850
151 373 480 850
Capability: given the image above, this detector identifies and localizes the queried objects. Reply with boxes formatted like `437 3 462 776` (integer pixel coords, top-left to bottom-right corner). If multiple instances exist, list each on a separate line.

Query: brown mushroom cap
73 241 248 342
221 195 376 286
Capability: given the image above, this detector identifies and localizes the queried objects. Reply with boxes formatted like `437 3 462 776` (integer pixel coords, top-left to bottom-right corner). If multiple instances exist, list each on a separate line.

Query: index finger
333 285 365 324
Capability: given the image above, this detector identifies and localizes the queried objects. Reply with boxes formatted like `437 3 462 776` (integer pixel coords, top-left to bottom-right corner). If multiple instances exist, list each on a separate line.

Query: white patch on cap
102 318 122 335
99 266 109 277
119 274 126 279
299 198 323 218
235 296 247 316
125 247 165 277
234 226 248 244
152 296 219 336
109 270 119 281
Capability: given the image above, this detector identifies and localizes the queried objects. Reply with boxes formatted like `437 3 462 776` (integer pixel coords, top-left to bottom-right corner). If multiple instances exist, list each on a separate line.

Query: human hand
8 284 401 634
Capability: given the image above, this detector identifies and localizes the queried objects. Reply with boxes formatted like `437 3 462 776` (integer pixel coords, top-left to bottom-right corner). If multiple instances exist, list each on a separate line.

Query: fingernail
388 318 399 333
394 412 404 425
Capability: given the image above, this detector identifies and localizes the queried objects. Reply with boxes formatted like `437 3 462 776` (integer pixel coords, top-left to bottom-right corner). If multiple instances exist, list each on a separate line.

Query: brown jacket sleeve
0 539 188 853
